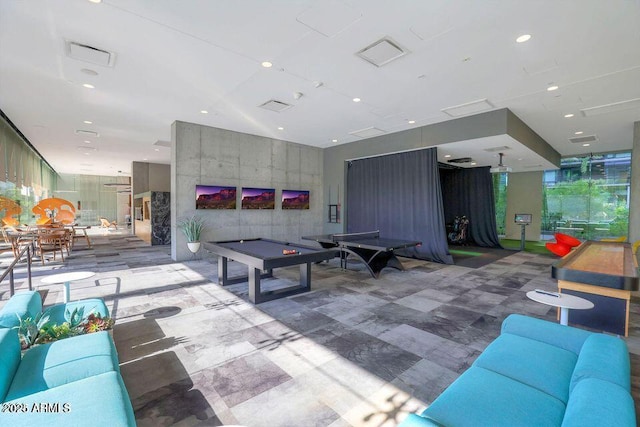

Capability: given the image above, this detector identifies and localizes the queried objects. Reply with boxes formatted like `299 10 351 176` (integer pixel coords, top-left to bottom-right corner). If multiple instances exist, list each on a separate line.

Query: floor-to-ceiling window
493 172 508 236
542 152 631 240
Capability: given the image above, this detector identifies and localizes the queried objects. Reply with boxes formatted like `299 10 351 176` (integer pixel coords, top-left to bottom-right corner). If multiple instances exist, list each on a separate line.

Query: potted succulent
178 215 205 253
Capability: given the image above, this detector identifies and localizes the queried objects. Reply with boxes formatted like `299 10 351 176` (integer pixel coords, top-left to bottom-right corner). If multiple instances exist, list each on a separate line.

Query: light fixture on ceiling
154 148 159 152
83 120 93 124
84 140 91 144
470 162 477 166
442 99 494 117
277 127 284 130
352 97 361 103
444 154 451 158
516 34 531 43
583 143 590 147
261 61 273 68
575 131 583 135
490 153 512 173
564 113 574 118
332 139 338 143
547 84 559 91
88 0 102 3
82 83 95 89
408 120 415 124
200 110 208 114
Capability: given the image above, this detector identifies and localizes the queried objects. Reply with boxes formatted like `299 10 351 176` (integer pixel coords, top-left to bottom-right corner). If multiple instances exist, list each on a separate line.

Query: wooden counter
551 241 638 336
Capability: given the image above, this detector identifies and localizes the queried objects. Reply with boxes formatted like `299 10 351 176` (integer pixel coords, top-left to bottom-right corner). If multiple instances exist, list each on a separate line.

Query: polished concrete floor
1 230 639 426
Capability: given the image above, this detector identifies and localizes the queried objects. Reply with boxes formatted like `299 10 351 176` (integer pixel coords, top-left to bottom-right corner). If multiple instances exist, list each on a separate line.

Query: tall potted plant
178 215 205 253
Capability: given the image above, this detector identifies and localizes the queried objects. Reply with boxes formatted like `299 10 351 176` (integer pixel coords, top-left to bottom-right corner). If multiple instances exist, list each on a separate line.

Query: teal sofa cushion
3 371 136 427
474 333 577 403
45 298 109 325
501 313 590 355
0 291 42 329
0 329 21 402
569 334 630 393
5 331 119 401
421 367 566 427
399 414 443 427
562 378 636 427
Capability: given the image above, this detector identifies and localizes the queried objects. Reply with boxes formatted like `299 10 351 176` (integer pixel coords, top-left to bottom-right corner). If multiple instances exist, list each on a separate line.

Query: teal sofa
0 290 109 329
0 328 135 426
0 291 135 426
400 314 636 427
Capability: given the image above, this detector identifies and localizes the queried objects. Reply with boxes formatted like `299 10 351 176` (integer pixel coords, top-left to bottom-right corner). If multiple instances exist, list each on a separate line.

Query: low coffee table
41 271 96 303
526 289 594 326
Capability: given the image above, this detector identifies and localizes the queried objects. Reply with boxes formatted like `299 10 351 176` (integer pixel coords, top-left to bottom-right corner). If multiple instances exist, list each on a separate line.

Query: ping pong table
302 231 421 278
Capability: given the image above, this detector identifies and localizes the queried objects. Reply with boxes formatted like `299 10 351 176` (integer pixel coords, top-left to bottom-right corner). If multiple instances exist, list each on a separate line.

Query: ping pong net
331 230 380 242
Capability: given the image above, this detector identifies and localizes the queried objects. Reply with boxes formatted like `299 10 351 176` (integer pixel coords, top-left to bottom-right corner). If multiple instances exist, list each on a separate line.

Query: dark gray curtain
439 166 501 247
346 148 453 264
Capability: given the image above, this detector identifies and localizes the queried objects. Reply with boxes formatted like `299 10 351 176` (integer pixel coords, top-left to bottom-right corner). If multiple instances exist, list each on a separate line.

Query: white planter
187 242 201 253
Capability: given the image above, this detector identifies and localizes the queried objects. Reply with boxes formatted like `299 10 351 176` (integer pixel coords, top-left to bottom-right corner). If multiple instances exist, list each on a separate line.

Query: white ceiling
1 0 639 176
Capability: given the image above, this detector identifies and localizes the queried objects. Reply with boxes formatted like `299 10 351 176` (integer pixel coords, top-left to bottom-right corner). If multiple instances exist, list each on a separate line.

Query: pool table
204 238 337 304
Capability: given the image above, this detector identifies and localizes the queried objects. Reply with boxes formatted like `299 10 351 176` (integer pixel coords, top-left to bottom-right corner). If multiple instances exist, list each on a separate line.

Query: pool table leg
249 267 261 303
300 262 311 290
217 256 228 285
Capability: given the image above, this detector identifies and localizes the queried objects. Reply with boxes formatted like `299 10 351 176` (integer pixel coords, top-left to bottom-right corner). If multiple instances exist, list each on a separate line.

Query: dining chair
35 230 66 265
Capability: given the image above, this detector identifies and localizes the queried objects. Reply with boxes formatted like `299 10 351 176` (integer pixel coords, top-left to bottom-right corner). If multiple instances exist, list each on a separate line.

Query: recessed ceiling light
84 152 90 155
332 139 338 143
352 97 361 103
83 120 93 124
408 120 416 124
518 158 523 161
200 110 208 114
143 158 148 161
261 61 273 68
470 162 477 166
575 131 584 135
516 34 532 43
88 0 102 3
582 143 590 147
277 127 284 130
444 154 451 158
547 85 559 91
154 148 160 152
82 83 95 89
564 113 574 118
81 68 99 76
84 140 91 144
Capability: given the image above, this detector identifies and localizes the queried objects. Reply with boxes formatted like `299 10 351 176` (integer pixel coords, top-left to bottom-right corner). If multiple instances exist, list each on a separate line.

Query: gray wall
504 171 543 240
131 161 170 195
171 121 323 261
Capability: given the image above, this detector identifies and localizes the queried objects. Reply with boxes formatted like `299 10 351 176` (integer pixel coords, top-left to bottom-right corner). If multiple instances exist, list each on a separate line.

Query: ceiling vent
580 98 640 117
259 99 292 112
569 135 598 144
442 99 494 117
349 127 386 138
65 40 116 67
484 146 511 153
356 37 408 67
76 146 98 152
447 157 473 164
75 129 99 137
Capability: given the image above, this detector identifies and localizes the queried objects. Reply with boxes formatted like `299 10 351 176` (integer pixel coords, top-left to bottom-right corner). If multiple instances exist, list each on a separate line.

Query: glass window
542 152 631 240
